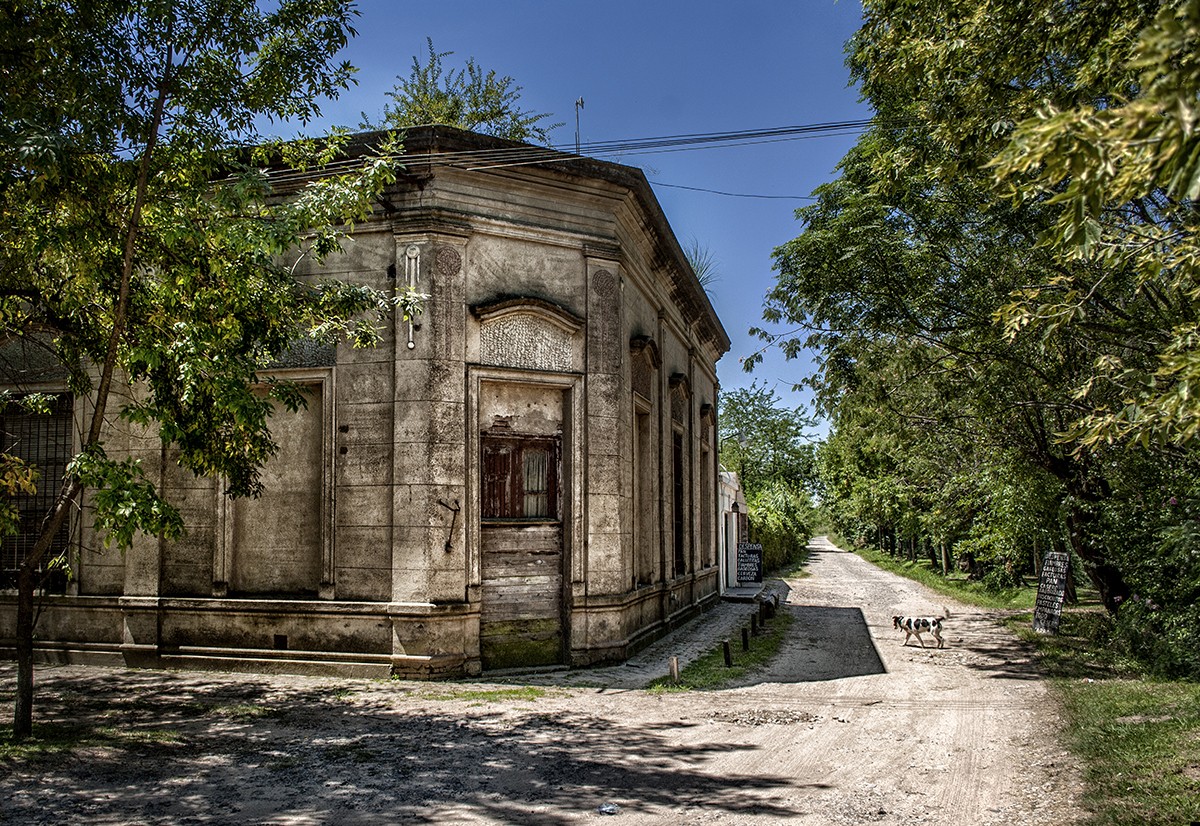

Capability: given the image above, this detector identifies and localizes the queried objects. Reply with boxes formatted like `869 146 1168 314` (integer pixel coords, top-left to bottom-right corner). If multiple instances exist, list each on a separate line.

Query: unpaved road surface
1 538 1084 824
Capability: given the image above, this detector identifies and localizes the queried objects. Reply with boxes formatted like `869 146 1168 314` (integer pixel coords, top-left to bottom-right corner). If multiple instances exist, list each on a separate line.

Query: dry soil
0 537 1085 824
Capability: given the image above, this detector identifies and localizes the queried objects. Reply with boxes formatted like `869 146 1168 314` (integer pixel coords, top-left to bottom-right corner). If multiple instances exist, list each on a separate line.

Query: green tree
757 128 1133 607
718 382 815 496
719 383 816 568
991 1 1200 447
846 0 1200 448
1 0 419 739
757 0 1200 673
367 37 561 144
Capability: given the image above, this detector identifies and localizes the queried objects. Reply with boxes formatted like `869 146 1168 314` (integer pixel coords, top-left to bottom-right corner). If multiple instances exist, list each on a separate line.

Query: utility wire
463 119 873 170
648 180 816 200
261 118 877 185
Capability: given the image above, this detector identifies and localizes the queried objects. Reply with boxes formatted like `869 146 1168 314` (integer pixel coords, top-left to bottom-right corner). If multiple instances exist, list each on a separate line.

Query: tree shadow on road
944 611 1051 681
0 665 813 824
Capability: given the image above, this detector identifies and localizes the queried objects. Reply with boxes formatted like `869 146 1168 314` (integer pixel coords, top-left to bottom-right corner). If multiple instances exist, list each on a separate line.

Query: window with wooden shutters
482 436 559 521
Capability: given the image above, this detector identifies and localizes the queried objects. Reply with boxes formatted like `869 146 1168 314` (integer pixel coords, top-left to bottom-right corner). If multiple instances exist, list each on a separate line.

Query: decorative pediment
630 336 660 402
473 298 584 373
669 373 690 424
699 403 715 443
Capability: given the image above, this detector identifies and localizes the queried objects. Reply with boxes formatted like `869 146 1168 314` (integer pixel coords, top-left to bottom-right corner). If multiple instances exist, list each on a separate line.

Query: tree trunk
13 565 35 740
10 30 172 740
1039 447 1130 614
1064 501 1128 613
11 490 74 739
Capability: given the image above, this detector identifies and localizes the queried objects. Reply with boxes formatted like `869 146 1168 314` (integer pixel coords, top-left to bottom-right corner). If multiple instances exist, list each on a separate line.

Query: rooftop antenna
575 97 585 155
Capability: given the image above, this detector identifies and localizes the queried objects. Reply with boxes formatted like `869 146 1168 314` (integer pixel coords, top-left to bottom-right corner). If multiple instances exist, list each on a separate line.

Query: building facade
1 126 731 677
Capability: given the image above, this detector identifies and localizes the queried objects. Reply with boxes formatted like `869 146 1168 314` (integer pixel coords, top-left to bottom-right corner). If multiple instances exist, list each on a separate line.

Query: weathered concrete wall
2 127 730 678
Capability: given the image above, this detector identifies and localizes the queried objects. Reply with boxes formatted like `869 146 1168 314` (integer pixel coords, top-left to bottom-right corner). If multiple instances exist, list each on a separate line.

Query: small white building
717 468 748 594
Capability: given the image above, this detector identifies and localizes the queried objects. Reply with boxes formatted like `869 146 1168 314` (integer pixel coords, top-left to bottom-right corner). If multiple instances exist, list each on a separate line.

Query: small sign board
736 542 763 584
1032 551 1071 634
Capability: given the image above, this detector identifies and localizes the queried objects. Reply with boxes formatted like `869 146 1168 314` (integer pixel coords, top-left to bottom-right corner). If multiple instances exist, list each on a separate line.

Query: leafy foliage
683 238 720 294
754 0 1200 676
719 383 816 568
745 480 813 572
367 38 561 144
991 0 1200 447
0 0 420 737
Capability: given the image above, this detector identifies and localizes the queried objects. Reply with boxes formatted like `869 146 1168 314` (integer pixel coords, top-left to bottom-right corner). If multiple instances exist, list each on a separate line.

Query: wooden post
741 626 750 650
751 614 758 635
669 655 680 683
722 640 732 667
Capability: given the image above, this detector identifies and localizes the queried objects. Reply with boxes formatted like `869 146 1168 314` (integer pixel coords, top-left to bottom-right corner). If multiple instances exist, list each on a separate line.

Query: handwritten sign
1032 551 1070 634
736 542 763 584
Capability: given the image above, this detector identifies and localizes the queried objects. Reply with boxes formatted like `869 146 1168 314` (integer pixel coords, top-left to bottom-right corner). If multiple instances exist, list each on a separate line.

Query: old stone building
1 126 730 677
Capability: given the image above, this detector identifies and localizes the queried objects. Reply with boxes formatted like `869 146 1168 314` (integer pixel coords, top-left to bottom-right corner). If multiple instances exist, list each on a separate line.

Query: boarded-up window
482 436 559 520
1 393 73 592
227 383 324 597
672 429 685 577
634 406 655 585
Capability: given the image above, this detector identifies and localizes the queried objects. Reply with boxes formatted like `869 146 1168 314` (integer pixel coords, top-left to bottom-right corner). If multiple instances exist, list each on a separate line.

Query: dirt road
1 538 1084 825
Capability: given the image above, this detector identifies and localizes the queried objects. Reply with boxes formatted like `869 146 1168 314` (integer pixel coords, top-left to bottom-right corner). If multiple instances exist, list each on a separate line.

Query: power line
261 119 878 185
648 180 817 200
463 119 874 170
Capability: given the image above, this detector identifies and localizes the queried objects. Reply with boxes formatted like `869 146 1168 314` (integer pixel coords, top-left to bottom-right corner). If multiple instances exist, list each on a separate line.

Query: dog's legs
933 627 944 649
915 631 926 648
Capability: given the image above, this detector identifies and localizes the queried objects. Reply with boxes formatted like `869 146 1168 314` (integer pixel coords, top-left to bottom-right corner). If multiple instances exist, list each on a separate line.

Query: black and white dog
893 611 950 649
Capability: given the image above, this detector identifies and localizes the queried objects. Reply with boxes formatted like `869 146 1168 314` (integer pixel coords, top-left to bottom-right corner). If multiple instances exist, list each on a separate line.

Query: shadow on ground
731 604 887 686
1 666 806 824
948 612 1051 681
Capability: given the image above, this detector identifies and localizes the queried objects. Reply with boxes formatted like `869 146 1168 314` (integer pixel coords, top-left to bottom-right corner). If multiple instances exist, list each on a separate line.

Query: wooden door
479 436 563 670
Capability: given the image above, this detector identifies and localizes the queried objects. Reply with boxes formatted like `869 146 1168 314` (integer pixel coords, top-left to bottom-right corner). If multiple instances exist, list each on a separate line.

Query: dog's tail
942 607 952 620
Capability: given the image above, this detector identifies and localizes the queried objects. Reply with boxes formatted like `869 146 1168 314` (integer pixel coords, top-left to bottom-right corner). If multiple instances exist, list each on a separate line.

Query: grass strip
1056 677 1200 825
852 543 1035 611
646 606 794 692
0 722 183 763
1006 612 1200 826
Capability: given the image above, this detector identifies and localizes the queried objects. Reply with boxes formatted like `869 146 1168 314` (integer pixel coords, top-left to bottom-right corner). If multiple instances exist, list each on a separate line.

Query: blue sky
307 1 869 430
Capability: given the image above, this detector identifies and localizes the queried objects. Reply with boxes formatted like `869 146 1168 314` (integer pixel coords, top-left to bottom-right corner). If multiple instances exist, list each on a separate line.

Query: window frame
480 435 561 523
0 392 74 592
